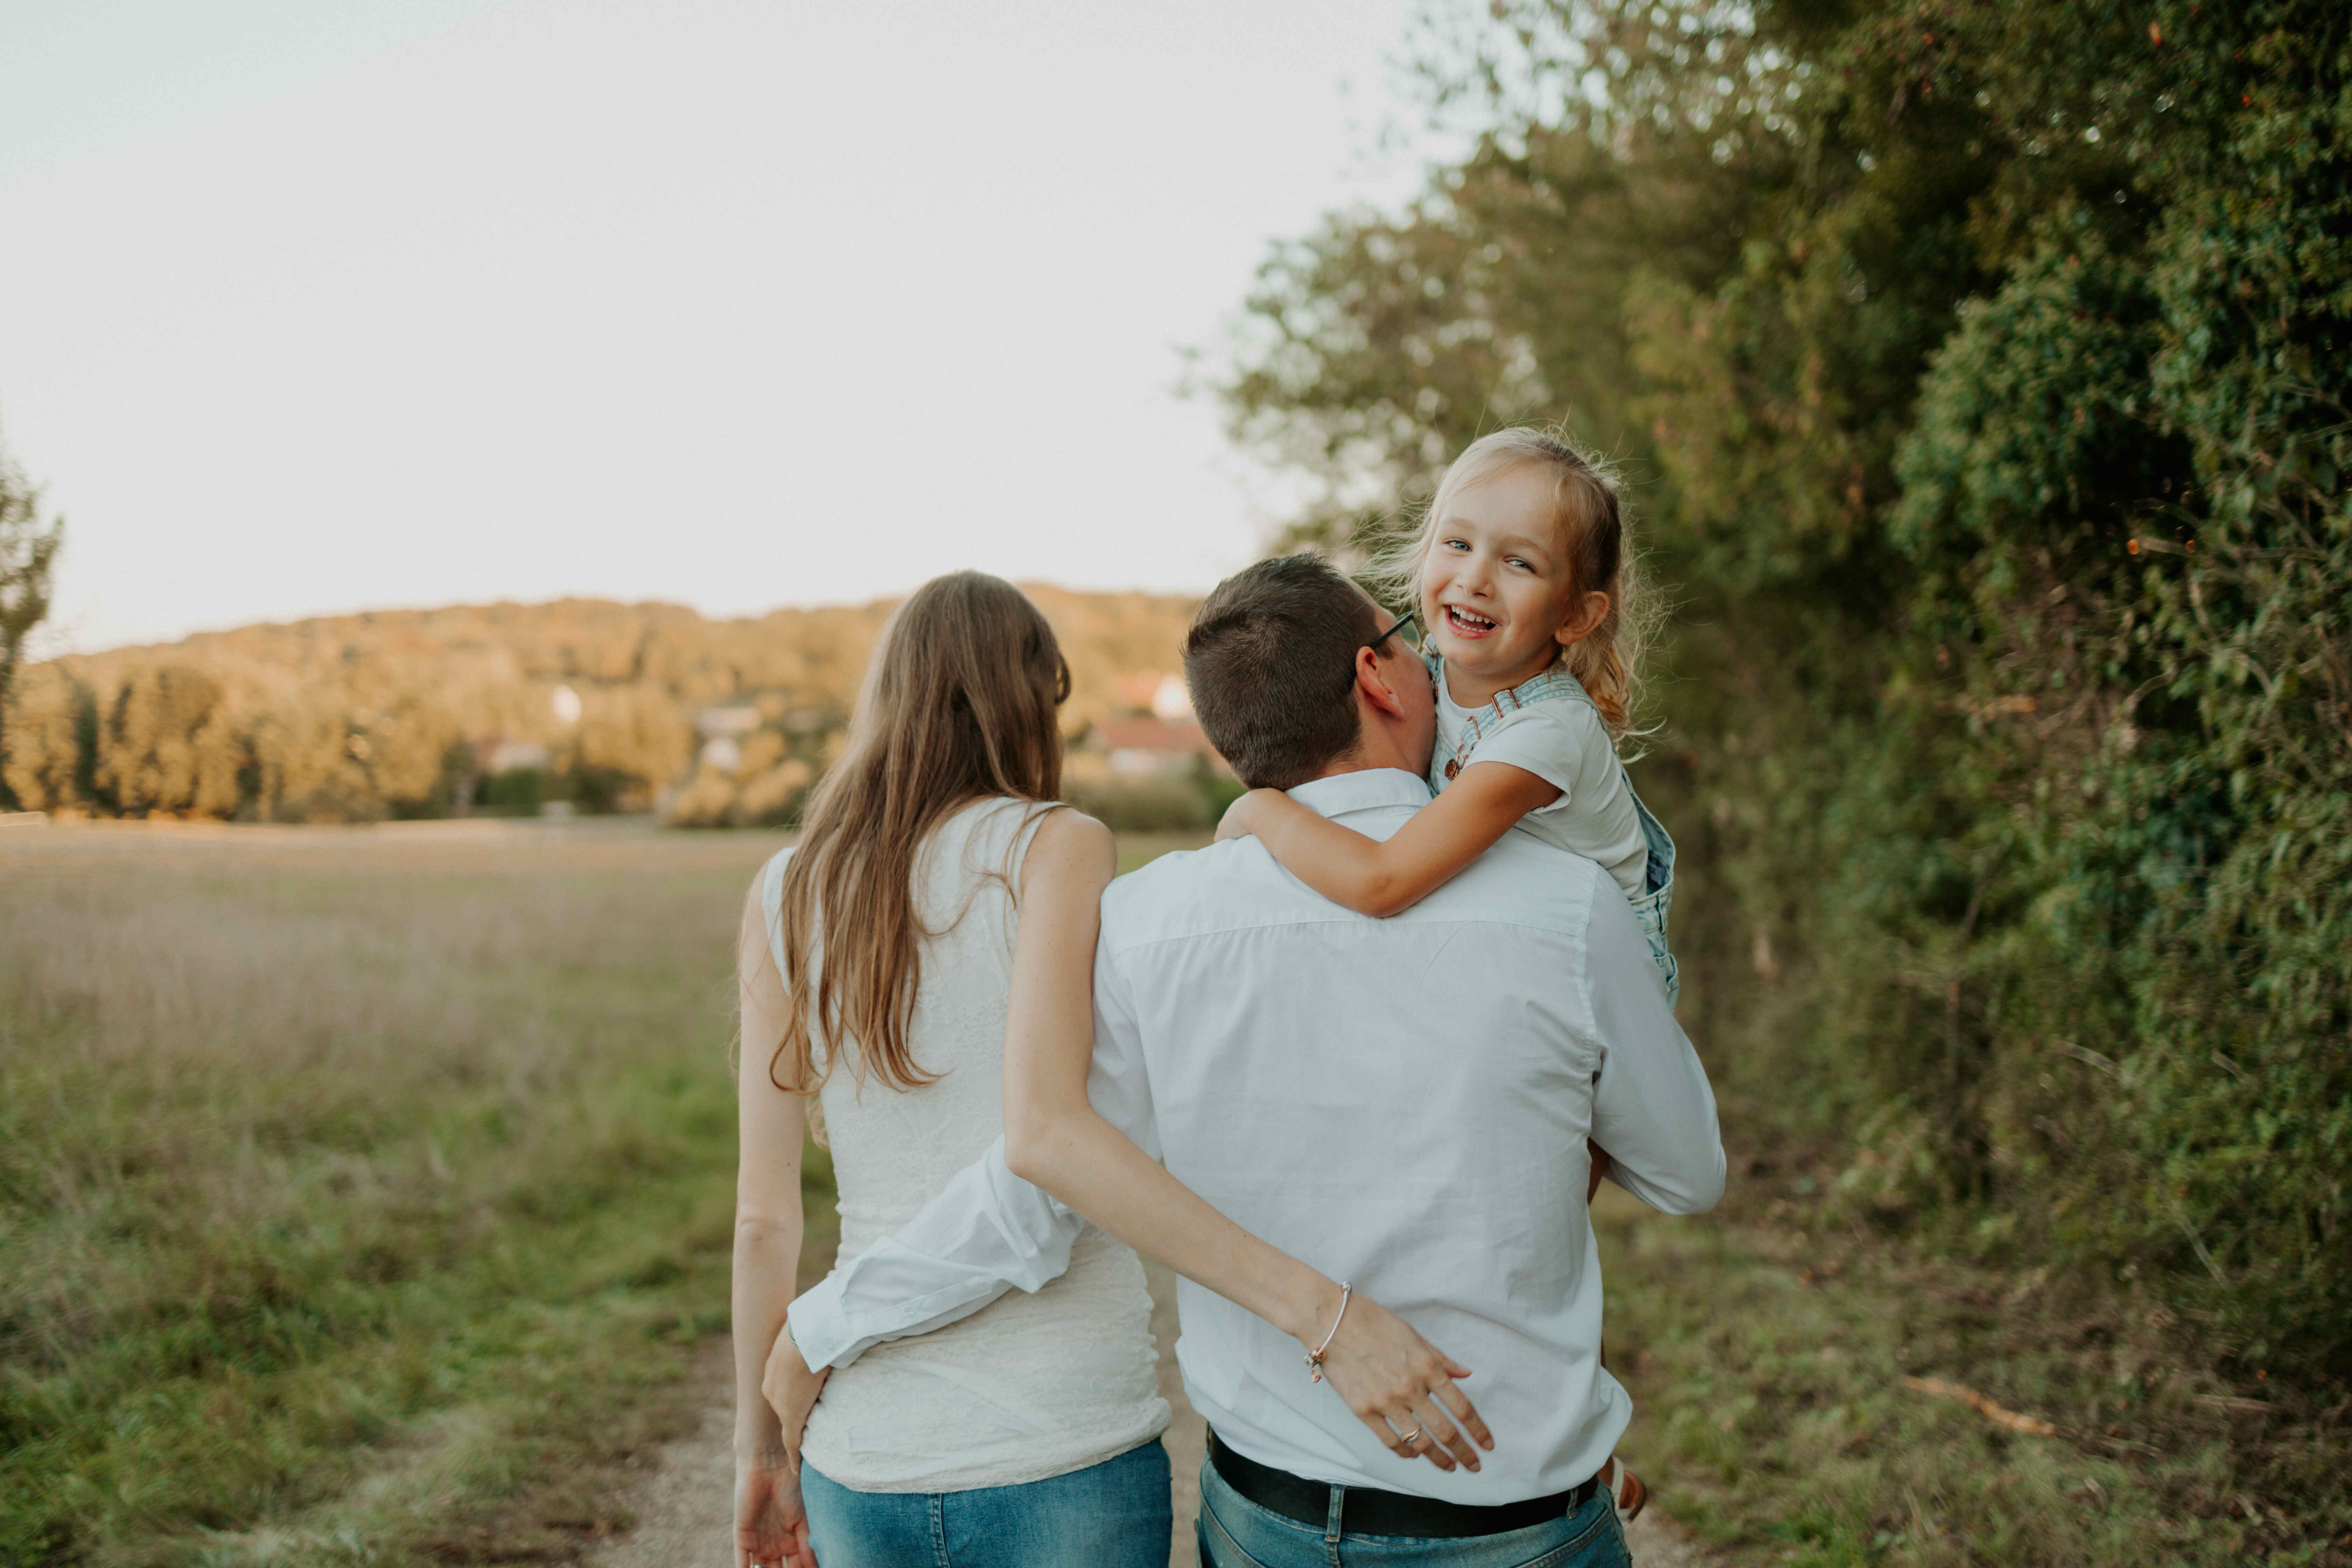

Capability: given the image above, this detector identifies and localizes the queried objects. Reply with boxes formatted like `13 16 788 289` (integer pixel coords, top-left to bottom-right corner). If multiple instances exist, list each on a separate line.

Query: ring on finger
1398 1425 1422 1444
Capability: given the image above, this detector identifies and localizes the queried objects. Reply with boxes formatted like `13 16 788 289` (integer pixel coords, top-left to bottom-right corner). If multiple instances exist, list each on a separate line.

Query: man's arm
1584 886 1726 1214
780 1134 1086 1370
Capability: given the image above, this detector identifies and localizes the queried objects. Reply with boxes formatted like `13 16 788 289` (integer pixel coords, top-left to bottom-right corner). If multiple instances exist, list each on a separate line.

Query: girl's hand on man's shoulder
1214 787 1276 843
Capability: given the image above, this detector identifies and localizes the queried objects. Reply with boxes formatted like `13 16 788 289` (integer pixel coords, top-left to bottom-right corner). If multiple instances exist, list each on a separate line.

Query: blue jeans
802 1438 1171 1568
1195 1455 1630 1568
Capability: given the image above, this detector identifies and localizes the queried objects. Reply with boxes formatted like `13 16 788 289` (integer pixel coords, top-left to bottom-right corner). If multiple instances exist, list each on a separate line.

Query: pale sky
0 0 1436 654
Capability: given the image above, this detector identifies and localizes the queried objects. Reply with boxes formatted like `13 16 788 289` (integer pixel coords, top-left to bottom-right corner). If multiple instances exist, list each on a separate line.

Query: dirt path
585 1265 1720 1567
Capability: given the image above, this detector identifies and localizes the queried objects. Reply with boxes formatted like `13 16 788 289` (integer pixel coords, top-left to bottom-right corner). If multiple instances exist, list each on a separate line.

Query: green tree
0 430 65 811
1222 0 2351 1382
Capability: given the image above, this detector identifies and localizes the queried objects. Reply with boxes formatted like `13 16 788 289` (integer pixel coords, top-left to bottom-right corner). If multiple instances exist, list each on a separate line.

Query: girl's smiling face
1419 462 1605 701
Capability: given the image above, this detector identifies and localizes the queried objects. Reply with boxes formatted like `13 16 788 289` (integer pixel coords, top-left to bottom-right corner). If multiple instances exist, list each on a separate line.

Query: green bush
1223 0 2350 1380
1064 771 1221 833
474 766 548 813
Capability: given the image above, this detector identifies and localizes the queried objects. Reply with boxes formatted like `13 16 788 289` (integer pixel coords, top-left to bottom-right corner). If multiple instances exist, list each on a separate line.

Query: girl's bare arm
1217 761 1561 917
1000 808 1494 1474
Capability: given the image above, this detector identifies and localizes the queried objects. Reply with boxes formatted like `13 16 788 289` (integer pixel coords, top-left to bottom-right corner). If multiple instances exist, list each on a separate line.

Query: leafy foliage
1223 0 2350 1394
0 432 64 810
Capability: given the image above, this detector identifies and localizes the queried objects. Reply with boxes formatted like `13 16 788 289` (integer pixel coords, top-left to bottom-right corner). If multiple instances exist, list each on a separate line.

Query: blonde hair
1374 426 1653 736
767 572 1069 1099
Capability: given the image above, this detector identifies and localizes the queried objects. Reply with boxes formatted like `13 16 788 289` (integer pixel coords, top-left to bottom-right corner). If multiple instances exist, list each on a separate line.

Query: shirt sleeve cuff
785 1274 862 1371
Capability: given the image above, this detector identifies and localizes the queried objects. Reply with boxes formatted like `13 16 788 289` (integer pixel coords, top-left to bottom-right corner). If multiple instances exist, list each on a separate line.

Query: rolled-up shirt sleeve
784 932 1160 1369
783 1139 1084 1369
1583 882 1724 1215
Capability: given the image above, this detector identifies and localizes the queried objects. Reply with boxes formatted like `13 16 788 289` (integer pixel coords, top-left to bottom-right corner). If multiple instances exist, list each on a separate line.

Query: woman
731 573 1484 1568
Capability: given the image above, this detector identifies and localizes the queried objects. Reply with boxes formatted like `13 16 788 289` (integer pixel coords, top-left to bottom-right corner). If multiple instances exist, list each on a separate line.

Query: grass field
0 820 830 1566
4 820 2338 1566
1596 1177 2348 1566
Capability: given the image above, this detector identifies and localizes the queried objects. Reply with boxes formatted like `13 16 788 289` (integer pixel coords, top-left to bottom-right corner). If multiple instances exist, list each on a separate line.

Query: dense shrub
1225 0 2349 1378
1063 769 1241 834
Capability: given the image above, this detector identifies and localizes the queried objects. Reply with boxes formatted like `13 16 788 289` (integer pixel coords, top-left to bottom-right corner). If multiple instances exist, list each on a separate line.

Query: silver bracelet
1304 1282 1352 1383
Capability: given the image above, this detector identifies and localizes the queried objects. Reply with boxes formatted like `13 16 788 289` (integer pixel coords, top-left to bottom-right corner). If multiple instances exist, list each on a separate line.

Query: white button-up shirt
786 766 1724 1502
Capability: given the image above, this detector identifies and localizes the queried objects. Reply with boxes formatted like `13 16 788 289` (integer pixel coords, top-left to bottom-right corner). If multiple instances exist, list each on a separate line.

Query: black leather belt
1208 1432 1597 1540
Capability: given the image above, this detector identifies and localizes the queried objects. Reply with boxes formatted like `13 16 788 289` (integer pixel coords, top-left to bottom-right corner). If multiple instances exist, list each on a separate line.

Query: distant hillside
0 589 1212 826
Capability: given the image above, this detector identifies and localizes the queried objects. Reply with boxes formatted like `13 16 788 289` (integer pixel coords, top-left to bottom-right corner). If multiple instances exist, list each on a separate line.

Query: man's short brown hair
1183 554 1380 791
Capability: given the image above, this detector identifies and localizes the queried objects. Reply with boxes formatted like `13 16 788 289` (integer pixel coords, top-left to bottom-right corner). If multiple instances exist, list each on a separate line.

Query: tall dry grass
0 822 824 1566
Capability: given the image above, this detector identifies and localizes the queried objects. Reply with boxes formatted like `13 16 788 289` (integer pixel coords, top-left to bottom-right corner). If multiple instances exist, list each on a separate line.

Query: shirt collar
1285 767 1433 819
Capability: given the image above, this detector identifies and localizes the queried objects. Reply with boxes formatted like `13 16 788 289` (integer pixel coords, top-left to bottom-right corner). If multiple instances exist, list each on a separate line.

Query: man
778 554 1722 1563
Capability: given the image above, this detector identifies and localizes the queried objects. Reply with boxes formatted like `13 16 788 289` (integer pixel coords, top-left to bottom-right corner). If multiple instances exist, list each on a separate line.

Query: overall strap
1432 663 1599 784
1429 661 1682 923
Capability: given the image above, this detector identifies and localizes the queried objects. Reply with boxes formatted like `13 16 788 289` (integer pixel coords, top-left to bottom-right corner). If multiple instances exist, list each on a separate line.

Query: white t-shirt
1436 671 1648 899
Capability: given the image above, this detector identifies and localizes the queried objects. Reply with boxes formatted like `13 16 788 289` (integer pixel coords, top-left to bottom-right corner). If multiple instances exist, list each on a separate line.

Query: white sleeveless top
760 797 1170 1492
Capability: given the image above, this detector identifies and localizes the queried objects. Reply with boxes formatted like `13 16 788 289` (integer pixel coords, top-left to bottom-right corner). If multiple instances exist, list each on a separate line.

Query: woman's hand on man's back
1312 1289 1494 1474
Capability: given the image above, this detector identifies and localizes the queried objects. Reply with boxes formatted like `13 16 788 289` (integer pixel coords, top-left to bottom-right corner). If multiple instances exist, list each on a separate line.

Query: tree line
0 592 1204 829
1222 0 2347 1382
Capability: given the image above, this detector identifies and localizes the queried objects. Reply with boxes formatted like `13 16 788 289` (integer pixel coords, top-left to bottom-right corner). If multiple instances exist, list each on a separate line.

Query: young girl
1216 426 1677 1519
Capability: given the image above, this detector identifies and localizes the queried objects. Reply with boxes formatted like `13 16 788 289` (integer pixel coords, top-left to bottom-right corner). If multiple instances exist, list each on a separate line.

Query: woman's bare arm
1217 761 1560 917
730 876 815 1568
1001 810 1494 1473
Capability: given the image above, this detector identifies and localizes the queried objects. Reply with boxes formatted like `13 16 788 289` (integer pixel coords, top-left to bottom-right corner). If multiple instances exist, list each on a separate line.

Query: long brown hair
769 572 1069 1098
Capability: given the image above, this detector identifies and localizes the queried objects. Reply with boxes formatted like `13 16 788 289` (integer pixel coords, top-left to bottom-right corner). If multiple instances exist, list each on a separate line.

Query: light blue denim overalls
1426 656 1681 1006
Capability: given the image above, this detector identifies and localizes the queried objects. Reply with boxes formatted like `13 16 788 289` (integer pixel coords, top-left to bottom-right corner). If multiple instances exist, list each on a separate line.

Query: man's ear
1356 644 1410 719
